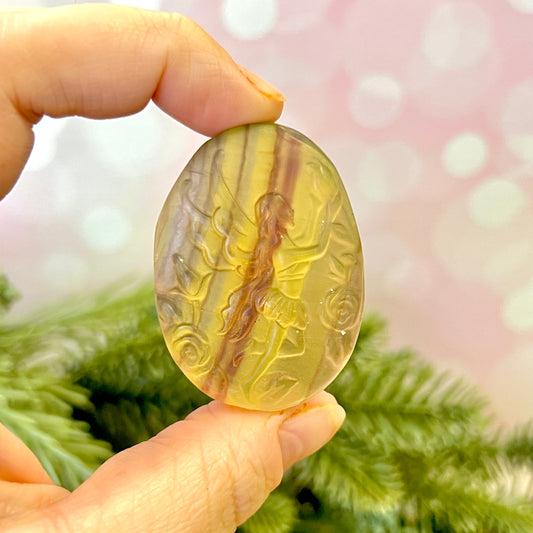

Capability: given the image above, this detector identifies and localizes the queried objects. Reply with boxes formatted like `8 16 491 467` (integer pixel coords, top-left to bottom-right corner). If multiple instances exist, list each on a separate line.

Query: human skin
0 5 345 532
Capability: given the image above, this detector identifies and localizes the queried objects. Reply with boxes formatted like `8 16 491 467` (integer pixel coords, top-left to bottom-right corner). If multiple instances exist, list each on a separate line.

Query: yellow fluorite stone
154 123 364 411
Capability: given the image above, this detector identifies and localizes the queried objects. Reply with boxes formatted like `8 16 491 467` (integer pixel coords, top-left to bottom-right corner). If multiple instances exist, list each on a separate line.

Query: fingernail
278 400 345 469
238 65 286 103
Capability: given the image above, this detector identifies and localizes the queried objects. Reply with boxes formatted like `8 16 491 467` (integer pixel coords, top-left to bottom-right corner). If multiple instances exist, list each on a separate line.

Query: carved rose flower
171 324 209 370
321 286 361 332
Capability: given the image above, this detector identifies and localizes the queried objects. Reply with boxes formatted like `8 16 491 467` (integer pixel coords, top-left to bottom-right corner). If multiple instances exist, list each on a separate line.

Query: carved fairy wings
152 150 255 330
155 146 351 307
183 150 258 273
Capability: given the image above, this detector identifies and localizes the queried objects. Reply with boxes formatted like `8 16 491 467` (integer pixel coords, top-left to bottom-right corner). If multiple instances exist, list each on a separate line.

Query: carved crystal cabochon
154 123 364 411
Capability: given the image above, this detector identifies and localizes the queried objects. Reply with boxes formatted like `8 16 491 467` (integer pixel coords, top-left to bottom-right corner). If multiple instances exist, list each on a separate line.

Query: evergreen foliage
505 423 533 467
240 490 298 533
0 273 19 315
0 277 532 532
0 357 112 490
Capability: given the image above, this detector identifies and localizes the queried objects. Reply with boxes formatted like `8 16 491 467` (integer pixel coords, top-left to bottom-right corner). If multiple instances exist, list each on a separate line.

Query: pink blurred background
1 0 532 424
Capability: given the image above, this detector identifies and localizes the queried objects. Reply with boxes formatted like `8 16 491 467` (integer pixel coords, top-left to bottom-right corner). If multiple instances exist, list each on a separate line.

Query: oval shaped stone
154 123 364 411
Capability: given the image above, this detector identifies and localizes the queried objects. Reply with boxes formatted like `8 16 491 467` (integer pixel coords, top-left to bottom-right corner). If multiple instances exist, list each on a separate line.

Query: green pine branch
505 422 533 468
0 273 20 314
1 281 207 407
415 471 533 533
330 349 489 455
239 490 298 533
291 432 404 514
1 275 533 533
83 394 183 452
0 281 157 375
0 359 112 490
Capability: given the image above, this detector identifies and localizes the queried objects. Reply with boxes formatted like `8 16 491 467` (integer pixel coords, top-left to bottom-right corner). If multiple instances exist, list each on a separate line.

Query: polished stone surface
154 123 364 411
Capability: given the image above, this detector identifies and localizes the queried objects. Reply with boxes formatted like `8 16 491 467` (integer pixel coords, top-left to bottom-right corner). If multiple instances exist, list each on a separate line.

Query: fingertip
237 65 286 104
153 52 285 137
278 392 345 469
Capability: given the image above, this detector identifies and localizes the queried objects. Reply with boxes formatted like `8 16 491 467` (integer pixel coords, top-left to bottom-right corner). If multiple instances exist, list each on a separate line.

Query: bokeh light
501 79 533 162
421 2 492 71
81 205 132 254
467 178 528 228
349 74 404 129
442 133 488 178
221 0 277 40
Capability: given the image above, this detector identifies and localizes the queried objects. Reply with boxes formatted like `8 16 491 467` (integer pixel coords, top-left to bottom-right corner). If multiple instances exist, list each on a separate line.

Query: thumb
22 392 344 533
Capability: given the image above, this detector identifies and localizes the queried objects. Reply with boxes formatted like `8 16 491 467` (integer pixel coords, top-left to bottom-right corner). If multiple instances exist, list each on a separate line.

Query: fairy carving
154 124 364 411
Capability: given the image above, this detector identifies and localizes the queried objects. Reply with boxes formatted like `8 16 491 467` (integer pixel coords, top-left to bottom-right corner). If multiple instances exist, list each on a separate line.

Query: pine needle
505 421 533 467
0 273 20 315
330 349 489 455
292 431 404 513
239 490 298 533
421 473 533 533
0 360 112 489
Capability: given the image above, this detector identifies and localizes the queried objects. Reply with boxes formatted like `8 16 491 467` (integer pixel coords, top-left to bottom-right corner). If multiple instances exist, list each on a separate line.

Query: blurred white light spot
357 142 422 202
222 0 278 40
26 140 56 173
502 281 533 331
349 74 403 128
81 206 131 253
48 168 79 215
384 256 416 291
507 0 533 13
501 80 533 162
26 117 67 172
442 133 488 178
42 252 89 292
277 0 331 33
467 179 527 228
422 2 492 70
81 105 167 178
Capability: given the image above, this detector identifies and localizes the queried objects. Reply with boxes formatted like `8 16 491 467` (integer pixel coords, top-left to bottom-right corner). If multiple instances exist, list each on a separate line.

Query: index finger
0 4 284 199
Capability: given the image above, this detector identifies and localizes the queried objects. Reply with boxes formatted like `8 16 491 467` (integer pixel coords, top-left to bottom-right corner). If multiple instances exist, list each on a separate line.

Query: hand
0 5 345 532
